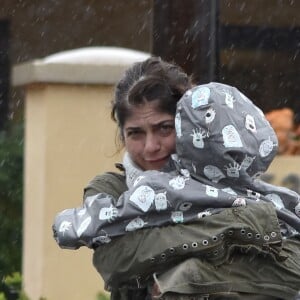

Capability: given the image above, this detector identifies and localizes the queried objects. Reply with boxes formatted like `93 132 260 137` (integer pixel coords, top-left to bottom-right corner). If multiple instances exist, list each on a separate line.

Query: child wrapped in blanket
52 82 300 297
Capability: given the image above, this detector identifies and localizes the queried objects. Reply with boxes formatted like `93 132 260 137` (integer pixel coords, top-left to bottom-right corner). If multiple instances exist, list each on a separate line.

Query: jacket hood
175 82 279 188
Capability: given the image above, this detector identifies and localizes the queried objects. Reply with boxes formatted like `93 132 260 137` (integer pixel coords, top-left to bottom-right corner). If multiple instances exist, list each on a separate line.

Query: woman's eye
160 124 175 136
127 130 143 139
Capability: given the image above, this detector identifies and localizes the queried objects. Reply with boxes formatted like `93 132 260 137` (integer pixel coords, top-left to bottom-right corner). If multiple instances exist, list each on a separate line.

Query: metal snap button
202 240 209 246
247 232 253 238
182 243 189 250
212 236 218 242
240 229 246 235
192 242 198 248
264 235 270 241
270 232 277 238
255 233 261 239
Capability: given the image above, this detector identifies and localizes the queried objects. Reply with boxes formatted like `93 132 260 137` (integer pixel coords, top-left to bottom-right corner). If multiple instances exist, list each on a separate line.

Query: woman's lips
146 156 168 163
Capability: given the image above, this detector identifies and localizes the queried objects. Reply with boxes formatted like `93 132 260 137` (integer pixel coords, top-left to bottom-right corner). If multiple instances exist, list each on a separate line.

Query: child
53 82 300 249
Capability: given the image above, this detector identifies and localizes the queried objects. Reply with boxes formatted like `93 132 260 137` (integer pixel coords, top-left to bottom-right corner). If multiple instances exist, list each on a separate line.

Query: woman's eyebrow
152 119 174 127
154 120 174 128
125 120 174 130
125 126 142 131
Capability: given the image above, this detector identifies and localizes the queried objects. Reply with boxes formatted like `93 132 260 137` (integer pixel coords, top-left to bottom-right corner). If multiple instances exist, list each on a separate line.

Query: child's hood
175 82 279 187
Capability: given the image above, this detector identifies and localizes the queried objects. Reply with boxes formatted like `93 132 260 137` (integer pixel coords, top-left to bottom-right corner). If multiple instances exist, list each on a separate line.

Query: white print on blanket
76 216 91 237
133 175 146 187
224 92 235 109
232 197 247 207
99 204 118 222
175 112 182 138
222 125 243 148
191 128 208 149
225 162 241 178
94 231 111 244
259 138 276 157
171 211 184 223
180 169 190 178
222 187 237 195
77 207 86 216
265 193 285 210
191 86 210 108
206 185 218 197
125 217 147 231
247 189 261 200
169 176 188 190
59 221 72 235
295 203 300 217
154 192 168 211
129 185 155 212
205 107 216 124
240 155 256 170
204 165 225 183
245 114 257 133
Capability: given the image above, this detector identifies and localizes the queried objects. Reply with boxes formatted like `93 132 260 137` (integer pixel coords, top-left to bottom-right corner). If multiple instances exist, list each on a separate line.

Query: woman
83 57 193 299
60 57 300 299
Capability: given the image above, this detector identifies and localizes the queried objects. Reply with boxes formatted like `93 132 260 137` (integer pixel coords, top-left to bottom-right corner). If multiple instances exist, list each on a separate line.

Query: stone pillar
12 47 150 300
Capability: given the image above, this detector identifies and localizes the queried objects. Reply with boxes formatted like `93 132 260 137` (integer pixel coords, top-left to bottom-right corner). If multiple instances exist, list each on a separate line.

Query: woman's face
123 101 176 171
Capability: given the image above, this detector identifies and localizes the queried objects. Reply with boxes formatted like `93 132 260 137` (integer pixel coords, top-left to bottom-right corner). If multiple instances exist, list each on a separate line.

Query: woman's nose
144 133 161 153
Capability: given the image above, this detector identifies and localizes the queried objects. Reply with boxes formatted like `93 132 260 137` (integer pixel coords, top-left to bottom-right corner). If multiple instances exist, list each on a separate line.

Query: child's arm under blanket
52 193 118 249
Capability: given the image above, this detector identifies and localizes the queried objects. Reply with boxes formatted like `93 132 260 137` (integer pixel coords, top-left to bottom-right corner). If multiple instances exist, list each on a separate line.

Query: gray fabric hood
175 82 278 186
175 82 300 233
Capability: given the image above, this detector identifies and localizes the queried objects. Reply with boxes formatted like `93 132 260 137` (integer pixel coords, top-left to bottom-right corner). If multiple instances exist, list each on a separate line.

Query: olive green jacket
84 172 300 300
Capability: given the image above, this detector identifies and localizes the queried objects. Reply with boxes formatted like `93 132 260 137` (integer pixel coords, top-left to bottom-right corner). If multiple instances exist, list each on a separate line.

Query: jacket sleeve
83 172 127 202
93 202 284 289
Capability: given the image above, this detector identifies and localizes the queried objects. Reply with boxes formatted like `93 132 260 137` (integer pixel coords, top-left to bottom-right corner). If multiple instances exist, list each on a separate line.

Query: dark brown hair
111 56 192 135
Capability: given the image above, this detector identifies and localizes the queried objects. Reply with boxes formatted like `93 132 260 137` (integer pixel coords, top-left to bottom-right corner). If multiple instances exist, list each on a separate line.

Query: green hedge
0 122 110 300
0 122 23 298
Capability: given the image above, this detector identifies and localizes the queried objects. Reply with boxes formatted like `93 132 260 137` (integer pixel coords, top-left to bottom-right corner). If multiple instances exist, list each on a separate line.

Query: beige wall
266 156 300 190
23 83 120 300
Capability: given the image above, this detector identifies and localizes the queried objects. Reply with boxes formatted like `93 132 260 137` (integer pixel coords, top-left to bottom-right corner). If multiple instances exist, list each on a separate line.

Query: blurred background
0 0 299 299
